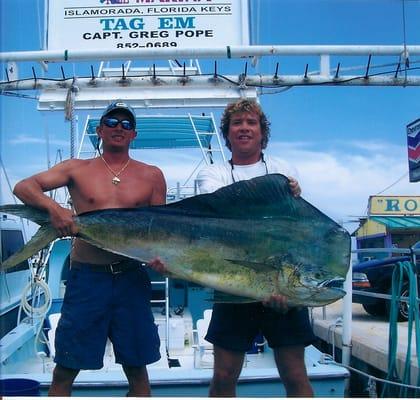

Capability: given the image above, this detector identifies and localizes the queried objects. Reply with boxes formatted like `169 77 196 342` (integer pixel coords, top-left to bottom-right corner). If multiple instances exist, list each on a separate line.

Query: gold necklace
100 155 130 185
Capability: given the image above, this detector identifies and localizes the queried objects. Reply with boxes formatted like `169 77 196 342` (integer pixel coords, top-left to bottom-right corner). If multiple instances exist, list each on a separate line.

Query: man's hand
288 177 301 197
262 294 289 313
49 205 78 238
147 257 168 275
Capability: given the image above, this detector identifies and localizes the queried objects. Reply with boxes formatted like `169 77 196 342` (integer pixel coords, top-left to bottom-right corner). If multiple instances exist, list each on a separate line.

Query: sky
0 0 419 236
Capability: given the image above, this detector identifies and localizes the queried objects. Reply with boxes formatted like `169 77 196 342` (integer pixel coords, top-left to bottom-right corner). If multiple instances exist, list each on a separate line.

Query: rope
64 79 79 159
381 260 420 397
327 317 343 361
17 265 53 360
321 355 420 393
18 276 51 320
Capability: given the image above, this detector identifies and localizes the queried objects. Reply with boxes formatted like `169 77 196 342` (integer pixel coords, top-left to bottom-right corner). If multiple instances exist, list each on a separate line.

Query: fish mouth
319 277 345 288
316 286 347 303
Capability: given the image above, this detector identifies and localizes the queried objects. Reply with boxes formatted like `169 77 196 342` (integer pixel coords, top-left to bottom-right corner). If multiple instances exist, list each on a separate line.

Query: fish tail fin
0 204 57 271
0 204 50 226
1 225 58 271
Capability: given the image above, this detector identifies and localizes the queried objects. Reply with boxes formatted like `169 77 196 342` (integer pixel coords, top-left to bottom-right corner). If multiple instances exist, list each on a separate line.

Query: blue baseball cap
101 101 136 127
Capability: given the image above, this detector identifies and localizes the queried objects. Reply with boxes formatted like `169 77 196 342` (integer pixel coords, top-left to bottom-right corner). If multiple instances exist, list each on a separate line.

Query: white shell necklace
100 155 130 185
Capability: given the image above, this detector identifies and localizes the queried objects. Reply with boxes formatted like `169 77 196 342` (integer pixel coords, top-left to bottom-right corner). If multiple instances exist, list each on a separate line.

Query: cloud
7 134 68 147
2 138 416 237
267 140 415 228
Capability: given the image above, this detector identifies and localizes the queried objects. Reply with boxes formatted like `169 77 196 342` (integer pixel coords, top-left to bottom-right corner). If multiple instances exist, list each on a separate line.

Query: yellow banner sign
369 196 420 215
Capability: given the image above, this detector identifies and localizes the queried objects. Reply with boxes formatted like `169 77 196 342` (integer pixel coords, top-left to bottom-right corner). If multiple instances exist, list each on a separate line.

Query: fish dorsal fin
163 174 302 219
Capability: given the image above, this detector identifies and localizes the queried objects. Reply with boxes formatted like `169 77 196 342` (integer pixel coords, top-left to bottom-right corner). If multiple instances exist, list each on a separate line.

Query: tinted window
1 229 30 272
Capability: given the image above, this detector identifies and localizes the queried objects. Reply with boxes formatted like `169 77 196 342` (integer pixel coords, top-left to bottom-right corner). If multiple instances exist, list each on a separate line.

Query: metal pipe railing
2 45 420 63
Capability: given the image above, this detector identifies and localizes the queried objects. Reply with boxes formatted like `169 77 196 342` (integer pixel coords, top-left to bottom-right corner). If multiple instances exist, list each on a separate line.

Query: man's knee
122 365 151 396
210 368 239 397
51 365 79 383
213 366 239 384
213 346 245 382
48 365 79 396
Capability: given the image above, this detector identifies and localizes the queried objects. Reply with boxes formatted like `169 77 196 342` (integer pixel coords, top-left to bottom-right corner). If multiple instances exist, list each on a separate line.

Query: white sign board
47 0 250 51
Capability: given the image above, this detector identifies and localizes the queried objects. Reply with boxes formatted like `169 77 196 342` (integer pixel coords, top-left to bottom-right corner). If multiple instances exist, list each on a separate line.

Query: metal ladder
76 117 99 160
188 112 227 166
150 276 171 357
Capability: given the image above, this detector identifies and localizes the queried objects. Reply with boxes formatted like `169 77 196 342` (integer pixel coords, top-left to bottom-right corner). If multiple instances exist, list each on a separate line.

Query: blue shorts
205 302 316 352
54 261 161 370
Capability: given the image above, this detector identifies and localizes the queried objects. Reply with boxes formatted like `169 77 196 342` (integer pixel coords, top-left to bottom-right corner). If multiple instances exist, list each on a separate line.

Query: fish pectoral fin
210 291 257 304
224 258 277 273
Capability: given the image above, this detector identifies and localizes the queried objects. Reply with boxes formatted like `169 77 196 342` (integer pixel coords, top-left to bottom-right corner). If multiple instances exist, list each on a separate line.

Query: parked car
352 245 420 321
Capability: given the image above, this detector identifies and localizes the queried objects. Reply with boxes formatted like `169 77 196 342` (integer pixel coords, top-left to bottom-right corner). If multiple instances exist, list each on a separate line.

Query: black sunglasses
103 117 134 130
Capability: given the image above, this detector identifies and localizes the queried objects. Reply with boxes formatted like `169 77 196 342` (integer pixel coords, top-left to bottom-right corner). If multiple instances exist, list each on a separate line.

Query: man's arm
146 166 168 274
149 166 167 206
196 166 226 194
13 160 78 237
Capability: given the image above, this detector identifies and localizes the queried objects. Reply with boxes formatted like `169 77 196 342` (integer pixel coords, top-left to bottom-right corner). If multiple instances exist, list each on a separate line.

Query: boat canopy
85 115 216 150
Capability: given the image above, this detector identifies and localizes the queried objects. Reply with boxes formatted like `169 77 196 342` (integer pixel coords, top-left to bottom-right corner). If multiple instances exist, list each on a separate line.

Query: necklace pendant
112 176 121 185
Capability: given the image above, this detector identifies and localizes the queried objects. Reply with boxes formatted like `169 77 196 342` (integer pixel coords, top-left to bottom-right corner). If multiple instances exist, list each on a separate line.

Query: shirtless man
13 101 166 396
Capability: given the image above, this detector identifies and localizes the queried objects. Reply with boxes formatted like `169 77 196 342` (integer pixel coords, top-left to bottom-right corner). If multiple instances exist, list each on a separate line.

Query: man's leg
48 365 79 396
209 345 245 397
122 365 151 397
273 345 314 397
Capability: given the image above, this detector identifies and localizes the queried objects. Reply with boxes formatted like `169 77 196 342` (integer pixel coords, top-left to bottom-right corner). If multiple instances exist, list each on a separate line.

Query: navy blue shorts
205 302 316 352
54 261 160 370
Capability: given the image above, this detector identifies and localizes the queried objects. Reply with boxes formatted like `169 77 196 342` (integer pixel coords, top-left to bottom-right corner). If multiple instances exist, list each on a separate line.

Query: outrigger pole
2 45 420 90
2 74 420 92
1 44 419 62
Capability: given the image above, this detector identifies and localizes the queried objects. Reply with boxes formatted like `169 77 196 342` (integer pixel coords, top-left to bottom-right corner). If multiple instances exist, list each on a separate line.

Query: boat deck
3 344 348 397
312 300 419 385
1 307 349 397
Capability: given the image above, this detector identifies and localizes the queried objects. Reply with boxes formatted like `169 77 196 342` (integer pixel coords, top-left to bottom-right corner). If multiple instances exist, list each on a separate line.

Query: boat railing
315 245 419 325
166 183 198 203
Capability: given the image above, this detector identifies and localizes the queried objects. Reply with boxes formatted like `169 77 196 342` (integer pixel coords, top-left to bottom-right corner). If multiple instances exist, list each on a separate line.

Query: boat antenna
401 0 409 85
364 55 372 79
90 65 96 81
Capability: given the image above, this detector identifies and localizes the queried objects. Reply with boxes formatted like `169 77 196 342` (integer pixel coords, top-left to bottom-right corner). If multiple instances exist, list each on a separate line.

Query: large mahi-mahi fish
0 174 350 307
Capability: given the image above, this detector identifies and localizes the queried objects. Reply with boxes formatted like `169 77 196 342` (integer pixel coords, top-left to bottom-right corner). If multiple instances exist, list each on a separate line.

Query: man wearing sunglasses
13 101 167 396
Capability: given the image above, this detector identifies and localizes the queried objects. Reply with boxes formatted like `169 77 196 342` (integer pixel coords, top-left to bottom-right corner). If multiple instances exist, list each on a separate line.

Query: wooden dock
311 300 419 387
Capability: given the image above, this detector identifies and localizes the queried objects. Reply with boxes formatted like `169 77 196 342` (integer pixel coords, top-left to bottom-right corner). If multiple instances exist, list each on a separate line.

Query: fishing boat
0 112 350 397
